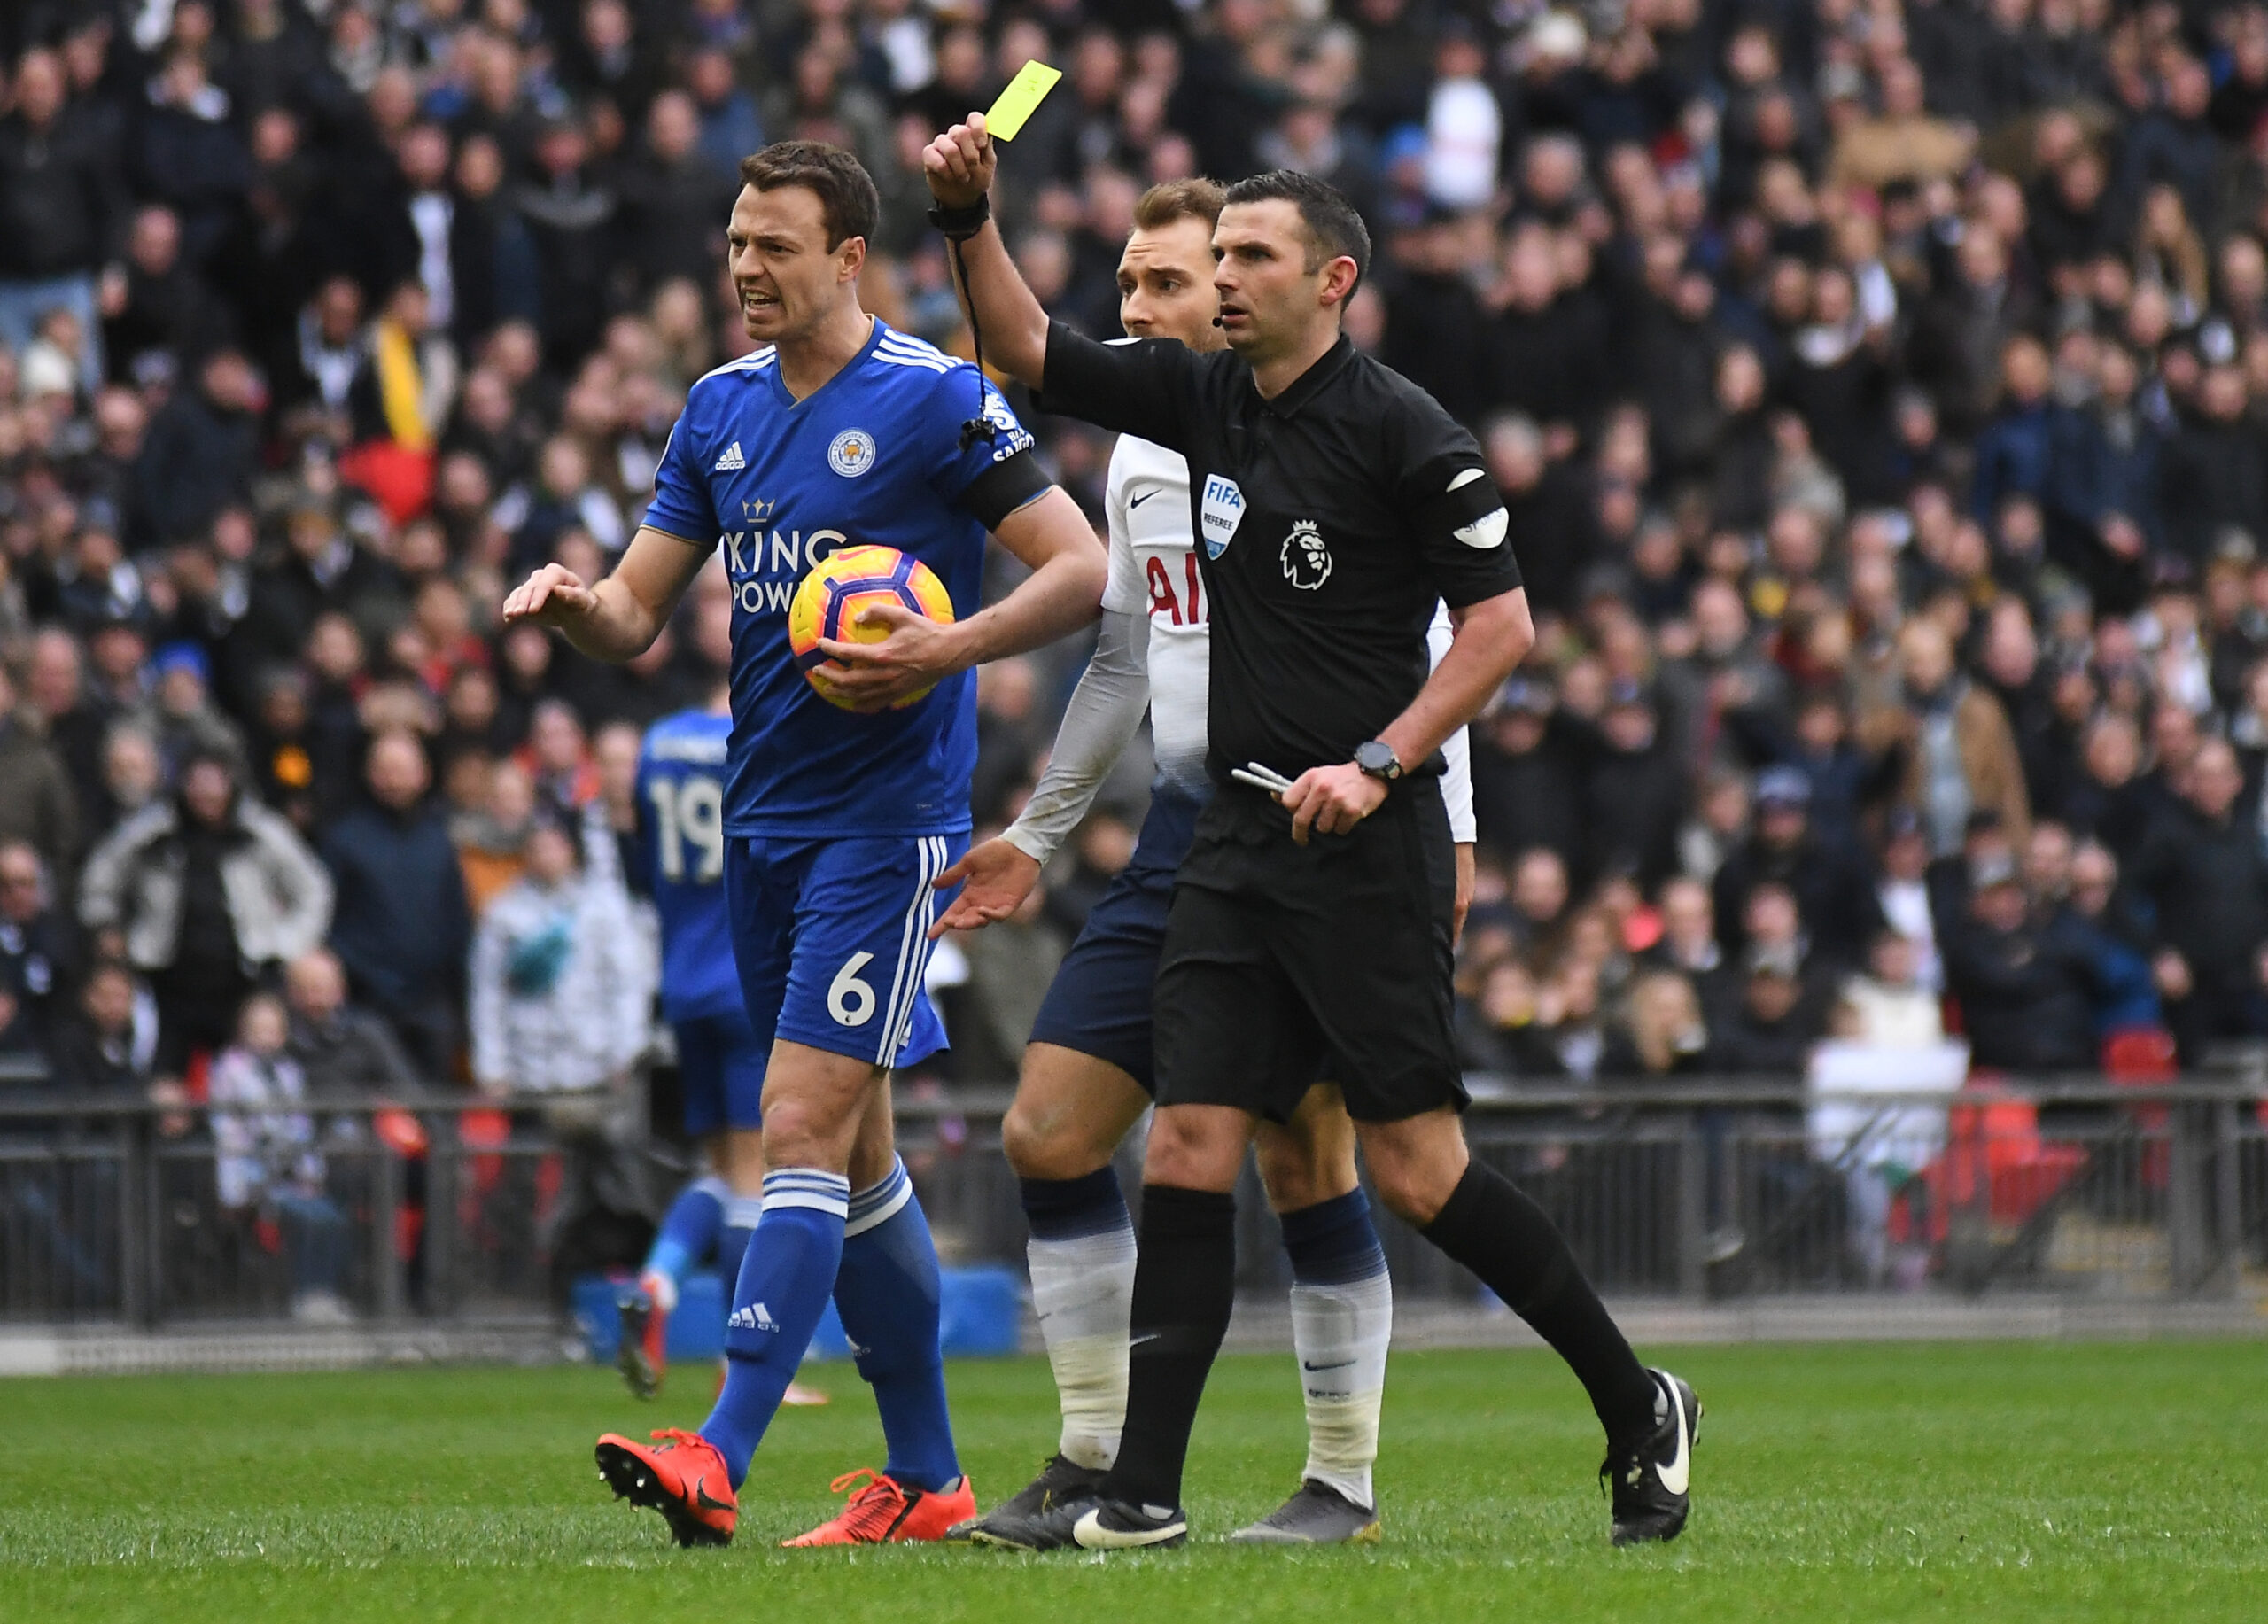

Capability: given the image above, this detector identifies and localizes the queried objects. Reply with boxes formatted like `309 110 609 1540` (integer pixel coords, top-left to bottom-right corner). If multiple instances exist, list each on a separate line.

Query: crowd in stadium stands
11 0 2268 1158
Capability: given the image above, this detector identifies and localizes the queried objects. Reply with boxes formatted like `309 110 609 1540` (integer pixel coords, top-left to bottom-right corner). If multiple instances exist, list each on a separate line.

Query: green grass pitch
4 1340 2264 1623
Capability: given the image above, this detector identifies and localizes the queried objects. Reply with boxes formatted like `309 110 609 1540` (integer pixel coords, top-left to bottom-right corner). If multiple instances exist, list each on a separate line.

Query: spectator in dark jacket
136 48 255 262
136 348 263 546
0 842 79 1053
1712 766 1884 971
2130 738 2268 1061
511 114 620 370
621 91 736 297
1580 681 1686 887
45 960 154 1101
284 946 421 1094
1703 944 1821 1076
2116 55 2220 235
0 48 127 391
1469 679 1583 869
1969 335 2055 523
2162 364 2268 564
2044 343 2157 612
0 665 80 882
320 732 472 1081
1944 851 2099 1070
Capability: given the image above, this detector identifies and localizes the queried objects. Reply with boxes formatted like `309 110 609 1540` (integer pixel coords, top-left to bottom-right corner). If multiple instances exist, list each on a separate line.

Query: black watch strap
928 194 991 240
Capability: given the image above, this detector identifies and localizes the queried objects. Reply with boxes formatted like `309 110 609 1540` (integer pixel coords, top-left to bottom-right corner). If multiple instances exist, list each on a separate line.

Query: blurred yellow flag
984 60 1062 141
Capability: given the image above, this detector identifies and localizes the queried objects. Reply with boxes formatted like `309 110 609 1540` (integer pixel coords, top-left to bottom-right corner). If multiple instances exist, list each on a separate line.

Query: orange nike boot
781 1468 977 1547
595 1427 737 1547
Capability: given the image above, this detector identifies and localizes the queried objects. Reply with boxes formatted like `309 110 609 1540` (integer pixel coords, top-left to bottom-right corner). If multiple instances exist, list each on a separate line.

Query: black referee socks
1102 1184 1239 1511
1421 1162 1660 1444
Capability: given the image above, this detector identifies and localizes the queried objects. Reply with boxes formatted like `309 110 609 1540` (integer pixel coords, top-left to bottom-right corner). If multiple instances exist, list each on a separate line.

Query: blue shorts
674 1006 767 1138
1026 789 1203 1093
726 831 966 1072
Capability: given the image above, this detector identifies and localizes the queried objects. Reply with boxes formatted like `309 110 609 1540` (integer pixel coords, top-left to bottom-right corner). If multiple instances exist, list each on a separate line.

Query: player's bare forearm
956 487 1107 663
1379 589 1534 768
501 526 708 663
922 115 1048 389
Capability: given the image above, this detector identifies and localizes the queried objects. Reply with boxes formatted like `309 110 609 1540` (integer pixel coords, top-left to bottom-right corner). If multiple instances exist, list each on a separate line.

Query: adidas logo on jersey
714 440 747 471
726 1302 778 1333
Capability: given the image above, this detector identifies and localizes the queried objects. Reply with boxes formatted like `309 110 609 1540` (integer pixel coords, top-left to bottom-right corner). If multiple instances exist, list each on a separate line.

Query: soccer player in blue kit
615 567 822 1413
501 141 1107 1548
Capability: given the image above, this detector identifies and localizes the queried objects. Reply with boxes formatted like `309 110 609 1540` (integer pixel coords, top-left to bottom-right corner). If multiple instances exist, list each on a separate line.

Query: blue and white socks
715 1190 761 1300
641 1174 729 1313
1021 1168 1137 1471
833 1156 961 1492
701 1168 850 1487
1280 1190 1394 1511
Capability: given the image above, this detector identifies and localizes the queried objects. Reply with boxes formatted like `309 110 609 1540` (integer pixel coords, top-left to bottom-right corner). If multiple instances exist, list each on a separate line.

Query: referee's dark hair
1222 168 1371 291
739 140 880 251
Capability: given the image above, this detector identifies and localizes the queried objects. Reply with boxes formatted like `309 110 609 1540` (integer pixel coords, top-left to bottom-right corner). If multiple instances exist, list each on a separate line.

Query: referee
923 120 1700 1550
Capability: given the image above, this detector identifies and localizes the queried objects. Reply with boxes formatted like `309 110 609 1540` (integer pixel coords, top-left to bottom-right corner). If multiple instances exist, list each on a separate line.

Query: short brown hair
738 141 880 251
1133 176 1227 233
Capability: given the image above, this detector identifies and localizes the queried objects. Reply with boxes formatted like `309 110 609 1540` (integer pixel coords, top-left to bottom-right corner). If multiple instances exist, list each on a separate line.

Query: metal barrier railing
2 1073 2263 1328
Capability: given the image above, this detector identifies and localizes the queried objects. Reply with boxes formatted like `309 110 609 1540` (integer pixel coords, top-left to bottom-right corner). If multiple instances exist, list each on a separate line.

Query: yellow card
984 60 1062 141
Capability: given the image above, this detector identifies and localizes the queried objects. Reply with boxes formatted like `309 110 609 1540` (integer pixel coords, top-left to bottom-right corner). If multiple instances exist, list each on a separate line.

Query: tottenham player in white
929 179 1476 1547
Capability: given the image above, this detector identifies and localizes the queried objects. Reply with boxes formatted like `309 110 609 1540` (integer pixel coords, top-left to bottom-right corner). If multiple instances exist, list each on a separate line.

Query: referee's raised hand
921 113 997 206
1278 763 1386 844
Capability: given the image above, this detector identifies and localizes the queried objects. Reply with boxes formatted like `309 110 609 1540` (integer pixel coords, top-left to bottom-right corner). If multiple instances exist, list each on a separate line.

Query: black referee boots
1603 1368 1702 1546
947 1453 1107 1543
963 1490 1186 1551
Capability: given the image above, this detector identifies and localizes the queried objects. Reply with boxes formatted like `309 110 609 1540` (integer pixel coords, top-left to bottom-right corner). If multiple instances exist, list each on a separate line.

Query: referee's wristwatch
1353 740 1403 783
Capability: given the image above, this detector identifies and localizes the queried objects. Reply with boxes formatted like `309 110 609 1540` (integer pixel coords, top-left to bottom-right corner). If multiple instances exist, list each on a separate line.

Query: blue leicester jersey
643 318 1039 839
634 709 742 1023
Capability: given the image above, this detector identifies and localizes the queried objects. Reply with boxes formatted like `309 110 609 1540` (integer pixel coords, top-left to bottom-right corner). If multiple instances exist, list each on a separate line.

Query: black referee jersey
1037 322 1523 785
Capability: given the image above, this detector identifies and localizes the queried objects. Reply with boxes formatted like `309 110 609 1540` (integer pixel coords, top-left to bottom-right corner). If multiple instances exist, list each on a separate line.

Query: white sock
1027 1224 1136 1471
1290 1267 1393 1511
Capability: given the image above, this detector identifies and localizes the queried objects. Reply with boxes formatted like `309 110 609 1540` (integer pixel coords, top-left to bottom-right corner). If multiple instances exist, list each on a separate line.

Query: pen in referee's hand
1231 762 1297 797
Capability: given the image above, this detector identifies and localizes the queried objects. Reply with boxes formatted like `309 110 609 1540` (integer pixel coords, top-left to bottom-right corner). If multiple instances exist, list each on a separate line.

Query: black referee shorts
1152 776 1466 1124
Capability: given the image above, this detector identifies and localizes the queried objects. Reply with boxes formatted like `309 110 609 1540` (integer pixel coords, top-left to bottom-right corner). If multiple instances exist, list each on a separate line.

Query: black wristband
928 193 991 240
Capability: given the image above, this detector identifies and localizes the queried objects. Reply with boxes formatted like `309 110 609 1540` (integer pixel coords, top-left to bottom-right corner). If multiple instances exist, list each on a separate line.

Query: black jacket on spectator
1502 461 1596 622
2130 803 2268 993
0 103 129 278
290 1005 420 1094
513 170 622 369
621 152 736 294
0 905 77 1051
1703 1001 1819 1077
2159 413 2268 563
1383 268 1492 431
1713 831 1884 969
1944 913 2098 1070
1581 730 1687 889
319 798 471 1032
1470 719 1584 866
45 1015 146 1099
1486 295 1614 434
136 385 260 546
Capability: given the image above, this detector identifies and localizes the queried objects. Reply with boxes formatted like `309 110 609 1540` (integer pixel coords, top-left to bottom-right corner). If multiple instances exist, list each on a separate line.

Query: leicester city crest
828 428 877 478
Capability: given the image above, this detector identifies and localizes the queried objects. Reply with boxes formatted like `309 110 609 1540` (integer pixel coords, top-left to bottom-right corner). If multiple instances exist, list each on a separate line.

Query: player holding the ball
501 139 1105 1549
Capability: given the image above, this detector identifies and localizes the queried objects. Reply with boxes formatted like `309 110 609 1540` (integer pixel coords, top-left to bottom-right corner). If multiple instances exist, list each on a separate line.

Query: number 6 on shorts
725 831 968 1071
828 952 878 1026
